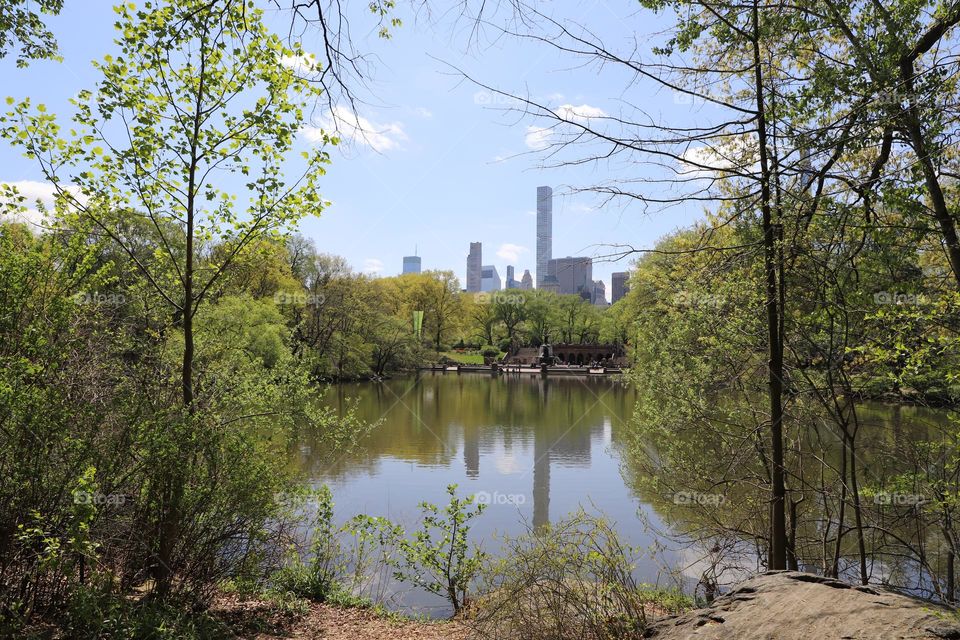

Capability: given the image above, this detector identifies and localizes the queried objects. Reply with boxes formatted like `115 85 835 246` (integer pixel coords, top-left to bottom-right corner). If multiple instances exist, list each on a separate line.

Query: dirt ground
212 594 467 640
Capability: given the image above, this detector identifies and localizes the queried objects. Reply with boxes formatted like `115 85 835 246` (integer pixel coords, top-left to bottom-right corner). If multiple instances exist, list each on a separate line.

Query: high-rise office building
402 255 421 274
505 265 517 289
611 271 629 303
539 274 561 294
520 269 533 290
466 242 482 292
536 186 553 288
547 256 593 298
592 280 607 306
480 265 501 292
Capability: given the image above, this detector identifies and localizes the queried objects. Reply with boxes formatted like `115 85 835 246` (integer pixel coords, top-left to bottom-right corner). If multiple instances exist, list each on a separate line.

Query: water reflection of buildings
308 374 625 530
464 432 480 478
457 375 597 528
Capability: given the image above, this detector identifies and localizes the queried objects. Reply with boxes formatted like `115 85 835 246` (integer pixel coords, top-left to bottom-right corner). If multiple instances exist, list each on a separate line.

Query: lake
292 372 681 615
292 372 953 616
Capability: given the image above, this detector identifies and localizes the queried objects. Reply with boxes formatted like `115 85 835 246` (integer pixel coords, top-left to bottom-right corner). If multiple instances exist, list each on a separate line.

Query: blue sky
0 0 707 295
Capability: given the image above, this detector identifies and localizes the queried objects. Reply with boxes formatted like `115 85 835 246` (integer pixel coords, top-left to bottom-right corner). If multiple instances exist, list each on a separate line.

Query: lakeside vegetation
1 0 960 637
258 236 629 379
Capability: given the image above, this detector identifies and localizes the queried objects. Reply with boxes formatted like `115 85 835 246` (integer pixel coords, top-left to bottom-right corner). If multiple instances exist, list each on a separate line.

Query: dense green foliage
0 221 356 630
0 1 367 633
270 235 629 379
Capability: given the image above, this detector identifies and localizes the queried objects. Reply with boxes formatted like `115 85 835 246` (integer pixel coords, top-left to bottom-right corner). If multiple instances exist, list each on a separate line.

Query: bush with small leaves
469 510 651 640
392 484 486 616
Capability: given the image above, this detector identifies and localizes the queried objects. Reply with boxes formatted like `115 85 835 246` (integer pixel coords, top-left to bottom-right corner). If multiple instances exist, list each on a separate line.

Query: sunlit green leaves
0 0 63 67
1 0 333 323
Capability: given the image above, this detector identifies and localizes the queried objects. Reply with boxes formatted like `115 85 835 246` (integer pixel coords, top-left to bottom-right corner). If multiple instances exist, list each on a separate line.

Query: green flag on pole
413 310 424 339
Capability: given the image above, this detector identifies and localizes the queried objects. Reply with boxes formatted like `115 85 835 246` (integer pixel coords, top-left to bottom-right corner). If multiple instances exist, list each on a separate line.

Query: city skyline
401 186 611 302
0 1 701 311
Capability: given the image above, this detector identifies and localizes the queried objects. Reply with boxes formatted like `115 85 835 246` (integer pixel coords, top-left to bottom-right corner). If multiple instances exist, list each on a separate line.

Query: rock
644 571 960 640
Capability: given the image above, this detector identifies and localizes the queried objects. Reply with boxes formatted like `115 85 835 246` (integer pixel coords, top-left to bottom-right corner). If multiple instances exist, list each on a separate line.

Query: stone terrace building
506 344 627 367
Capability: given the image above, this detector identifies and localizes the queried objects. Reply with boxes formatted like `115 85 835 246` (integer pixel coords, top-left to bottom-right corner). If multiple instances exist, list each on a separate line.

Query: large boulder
645 571 960 640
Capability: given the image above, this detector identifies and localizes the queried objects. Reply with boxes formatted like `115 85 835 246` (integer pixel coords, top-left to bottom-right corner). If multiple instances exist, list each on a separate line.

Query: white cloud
280 52 319 75
0 180 87 229
679 136 757 180
363 258 384 275
570 203 596 214
414 107 433 118
303 106 408 153
525 125 552 150
556 103 606 121
523 103 606 150
496 243 529 263
494 450 523 475
543 92 566 103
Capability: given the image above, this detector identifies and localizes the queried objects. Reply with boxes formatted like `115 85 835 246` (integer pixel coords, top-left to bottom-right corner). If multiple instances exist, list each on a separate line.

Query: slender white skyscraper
536 186 553 288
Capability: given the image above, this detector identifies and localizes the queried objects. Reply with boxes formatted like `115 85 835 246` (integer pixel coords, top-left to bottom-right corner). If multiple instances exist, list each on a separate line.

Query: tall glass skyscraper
402 256 421 274
536 186 552 288
466 242 482 292
548 256 593 298
611 271 629 303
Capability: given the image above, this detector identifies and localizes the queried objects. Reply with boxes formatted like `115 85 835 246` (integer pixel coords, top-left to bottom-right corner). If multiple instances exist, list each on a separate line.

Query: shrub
272 486 344 602
61 580 233 640
469 510 648 639
480 345 500 359
0 226 370 627
391 484 486 616
340 514 404 604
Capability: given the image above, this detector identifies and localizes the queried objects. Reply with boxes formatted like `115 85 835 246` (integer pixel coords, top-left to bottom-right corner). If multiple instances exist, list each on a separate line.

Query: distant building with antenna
402 246 422 274
402 254 421 274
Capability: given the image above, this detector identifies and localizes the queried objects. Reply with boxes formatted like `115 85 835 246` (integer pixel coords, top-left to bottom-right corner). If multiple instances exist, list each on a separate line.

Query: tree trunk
788 497 799 571
156 40 205 596
752 0 787 571
832 435 848 578
948 548 955 603
847 434 868 584
899 58 960 288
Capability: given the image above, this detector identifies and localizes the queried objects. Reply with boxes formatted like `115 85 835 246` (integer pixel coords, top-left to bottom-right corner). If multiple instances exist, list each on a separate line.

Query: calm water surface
293 372 677 615
293 372 952 615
